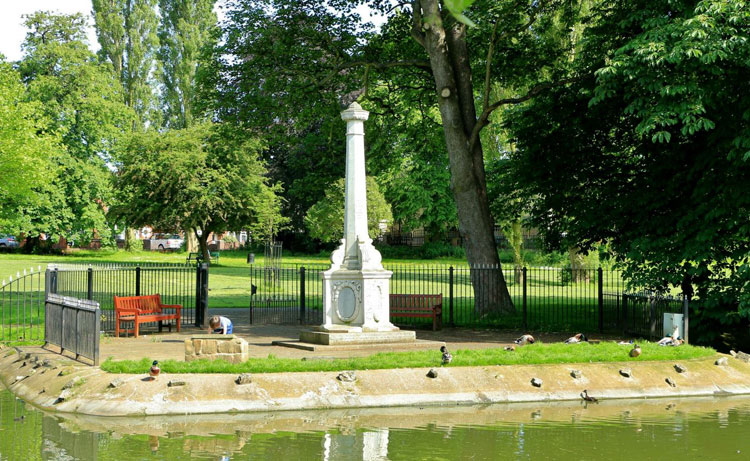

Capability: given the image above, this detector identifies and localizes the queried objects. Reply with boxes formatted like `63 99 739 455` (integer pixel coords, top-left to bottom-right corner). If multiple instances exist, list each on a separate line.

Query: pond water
2 388 750 460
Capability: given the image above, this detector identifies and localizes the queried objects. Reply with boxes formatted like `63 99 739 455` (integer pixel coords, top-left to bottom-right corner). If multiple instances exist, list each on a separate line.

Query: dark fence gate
249 264 326 325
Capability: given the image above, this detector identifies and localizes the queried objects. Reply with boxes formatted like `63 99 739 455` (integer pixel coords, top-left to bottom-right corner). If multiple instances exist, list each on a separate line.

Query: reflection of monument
299 102 416 345
322 429 390 461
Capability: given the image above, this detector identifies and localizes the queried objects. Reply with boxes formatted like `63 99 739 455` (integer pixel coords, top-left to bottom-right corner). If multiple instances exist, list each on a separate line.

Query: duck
504 345 516 351
581 389 598 403
514 334 535 346
440 346 452 365
658 337 684 346
629 344 642 358
565 333 588 344
657 326 683 346
149 360 160 380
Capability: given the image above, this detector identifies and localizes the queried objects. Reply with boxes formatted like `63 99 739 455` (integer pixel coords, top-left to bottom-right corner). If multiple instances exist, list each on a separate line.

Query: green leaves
505 0 750 348
443 0 478 27
304 177 392 243
113 123 283 243
0 62 57 221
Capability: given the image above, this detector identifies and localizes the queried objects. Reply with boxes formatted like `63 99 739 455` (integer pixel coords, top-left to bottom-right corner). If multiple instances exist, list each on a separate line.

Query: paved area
98 308 626 362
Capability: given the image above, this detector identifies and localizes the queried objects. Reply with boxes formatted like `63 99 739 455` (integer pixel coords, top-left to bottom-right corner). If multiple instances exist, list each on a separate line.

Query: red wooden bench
114 294 182 338
390 294 443 331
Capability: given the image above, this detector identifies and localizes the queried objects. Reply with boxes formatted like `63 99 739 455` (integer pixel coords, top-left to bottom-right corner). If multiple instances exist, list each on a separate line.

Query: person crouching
208 315 233 335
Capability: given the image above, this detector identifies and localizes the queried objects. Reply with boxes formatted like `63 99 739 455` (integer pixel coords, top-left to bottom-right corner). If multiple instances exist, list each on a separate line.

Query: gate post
682 295 689 344
195 263 209 327
87 266 94 301
299 266 306 324
449 266 454 327
135 266 141 296
649 294 657 340
522 267 528 330
597 267 603 333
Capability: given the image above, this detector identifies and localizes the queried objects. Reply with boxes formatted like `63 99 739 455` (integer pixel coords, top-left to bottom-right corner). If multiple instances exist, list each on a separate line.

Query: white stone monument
299 102 416 345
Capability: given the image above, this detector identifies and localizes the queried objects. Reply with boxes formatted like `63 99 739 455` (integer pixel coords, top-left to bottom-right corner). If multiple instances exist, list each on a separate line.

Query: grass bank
101 342 715 374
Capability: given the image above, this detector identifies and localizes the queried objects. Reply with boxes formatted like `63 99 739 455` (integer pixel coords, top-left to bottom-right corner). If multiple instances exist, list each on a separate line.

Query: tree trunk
197 229 210 262
417 0 514 314
186 228 199 253
124 228 139 251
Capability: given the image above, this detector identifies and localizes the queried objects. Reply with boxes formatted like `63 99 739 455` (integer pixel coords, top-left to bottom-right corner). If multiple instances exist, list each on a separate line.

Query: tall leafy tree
16 12 134 248
158 0 217 129
0 60 56 226
92 0 159 129
206 0 582 315
305 176 393 243
505 0 750 348
112 123 284 261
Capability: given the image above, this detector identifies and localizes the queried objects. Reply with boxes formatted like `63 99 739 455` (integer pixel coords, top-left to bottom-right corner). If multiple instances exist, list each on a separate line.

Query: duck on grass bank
149 360 160 380
565 333 588 344
514 334 535 346
440 346 452 365
629 344 642 358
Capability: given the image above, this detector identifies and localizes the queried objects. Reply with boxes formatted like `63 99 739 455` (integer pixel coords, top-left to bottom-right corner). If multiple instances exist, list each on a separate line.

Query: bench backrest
390 294 442 310
114 294 163 314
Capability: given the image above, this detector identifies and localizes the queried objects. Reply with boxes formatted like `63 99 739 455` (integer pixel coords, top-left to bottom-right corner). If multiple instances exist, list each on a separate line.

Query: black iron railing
0 267 45 342
248 264 643 333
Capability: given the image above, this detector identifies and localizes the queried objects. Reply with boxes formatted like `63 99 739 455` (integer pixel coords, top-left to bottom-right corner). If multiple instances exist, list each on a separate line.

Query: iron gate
248 264 325 324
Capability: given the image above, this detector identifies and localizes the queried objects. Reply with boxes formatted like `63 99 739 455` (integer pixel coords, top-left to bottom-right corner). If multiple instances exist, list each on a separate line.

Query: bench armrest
159 304 182 310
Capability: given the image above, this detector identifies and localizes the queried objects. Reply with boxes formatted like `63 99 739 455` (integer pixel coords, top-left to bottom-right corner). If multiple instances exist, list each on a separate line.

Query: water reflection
2 388 750 460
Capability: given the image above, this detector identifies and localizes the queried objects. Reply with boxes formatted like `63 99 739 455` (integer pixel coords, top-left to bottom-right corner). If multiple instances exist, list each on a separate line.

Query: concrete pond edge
2 344 750 417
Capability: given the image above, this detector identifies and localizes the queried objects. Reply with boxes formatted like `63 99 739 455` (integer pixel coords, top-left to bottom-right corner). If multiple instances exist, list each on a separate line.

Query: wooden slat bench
114 294 182 338
389 294 443 331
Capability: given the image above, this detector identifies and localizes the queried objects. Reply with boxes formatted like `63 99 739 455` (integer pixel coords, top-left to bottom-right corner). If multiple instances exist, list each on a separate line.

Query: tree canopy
0 60 56 223
112 123 284 259
504 0 750 347
305 176 393 244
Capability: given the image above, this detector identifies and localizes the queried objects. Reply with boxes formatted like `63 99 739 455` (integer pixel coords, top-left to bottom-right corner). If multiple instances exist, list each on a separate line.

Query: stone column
318 102 397 333
342 102 369 270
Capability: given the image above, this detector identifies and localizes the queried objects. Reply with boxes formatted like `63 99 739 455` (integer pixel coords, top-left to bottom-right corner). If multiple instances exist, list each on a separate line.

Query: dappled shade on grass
101 341 715 375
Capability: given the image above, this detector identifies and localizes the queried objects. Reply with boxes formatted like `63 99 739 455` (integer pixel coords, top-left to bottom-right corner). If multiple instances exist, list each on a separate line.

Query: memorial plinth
294 102 416 347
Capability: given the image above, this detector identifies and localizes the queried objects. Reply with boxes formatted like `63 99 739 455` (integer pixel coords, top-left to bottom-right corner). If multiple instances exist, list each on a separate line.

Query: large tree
0 60 56 224
505 0 750 348
92 0 159 129
112 123 284 261
158 0 217 129
207 0 582 315
14 12 133 248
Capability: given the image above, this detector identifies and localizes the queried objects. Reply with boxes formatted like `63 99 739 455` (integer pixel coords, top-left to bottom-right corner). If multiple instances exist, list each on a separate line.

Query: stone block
202 341 217 355
184 339 194 355
193 339 202 354
217 340 233 354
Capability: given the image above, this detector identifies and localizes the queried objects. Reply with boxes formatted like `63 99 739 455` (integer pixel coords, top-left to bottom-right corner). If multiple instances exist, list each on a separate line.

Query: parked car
147 233 184 251
0 233 19 250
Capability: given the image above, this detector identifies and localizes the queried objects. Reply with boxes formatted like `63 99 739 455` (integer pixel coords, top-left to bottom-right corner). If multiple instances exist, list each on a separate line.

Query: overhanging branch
469 76 579 151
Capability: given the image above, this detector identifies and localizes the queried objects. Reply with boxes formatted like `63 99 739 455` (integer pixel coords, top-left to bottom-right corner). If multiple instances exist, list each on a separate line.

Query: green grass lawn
100 341 715 374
